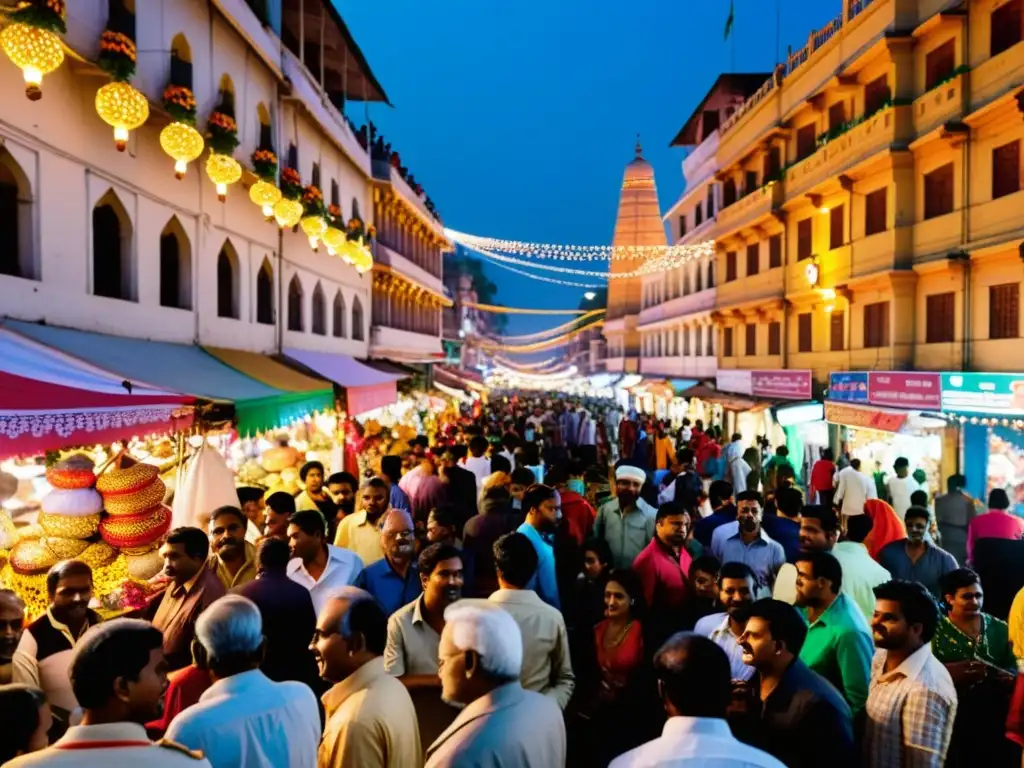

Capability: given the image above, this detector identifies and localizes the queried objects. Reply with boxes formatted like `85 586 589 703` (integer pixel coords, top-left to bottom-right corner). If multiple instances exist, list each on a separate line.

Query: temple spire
635 133 643 157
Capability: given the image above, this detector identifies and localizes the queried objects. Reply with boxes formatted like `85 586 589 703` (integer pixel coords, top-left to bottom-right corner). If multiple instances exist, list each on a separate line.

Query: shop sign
716 369 752 395
868 372 942 411
751 370 812 400
825 402 908 433
941 372 1024 415
828 372 869 403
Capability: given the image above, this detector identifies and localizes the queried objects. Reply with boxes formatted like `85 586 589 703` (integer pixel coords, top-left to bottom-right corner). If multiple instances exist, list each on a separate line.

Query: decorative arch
0 148 35 280
170 33 192 62
256 101 272 148
159 216 191 310
287 274 304 331
332 291 346 338
256 258 274 325
92 189 134 301
216 240 240 319
351 296 364 341
311 281 326 335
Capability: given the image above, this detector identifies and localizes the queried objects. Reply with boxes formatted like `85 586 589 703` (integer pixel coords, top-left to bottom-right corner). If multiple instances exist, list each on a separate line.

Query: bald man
356 509 422 617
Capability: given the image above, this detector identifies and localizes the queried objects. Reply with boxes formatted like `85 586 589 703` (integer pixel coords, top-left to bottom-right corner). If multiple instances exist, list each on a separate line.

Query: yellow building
707 0 1024 382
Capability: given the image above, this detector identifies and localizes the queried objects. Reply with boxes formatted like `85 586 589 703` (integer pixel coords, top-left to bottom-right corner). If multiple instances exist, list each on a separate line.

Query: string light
470 248 603 288
491 355 559 370
469 242 712 280
463 303 591 315
482 310 605 343
447 228 715 263
478 318 604 353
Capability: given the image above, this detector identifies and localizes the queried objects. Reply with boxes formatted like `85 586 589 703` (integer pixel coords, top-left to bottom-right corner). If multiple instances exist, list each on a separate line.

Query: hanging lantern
206 152 242 202
273 197 303 229
95 82 149 151
300 215 328 251
322 226 346 256
249 180 282 219
1 23 64 100
352 241 374 274
159 122 204 179
336 238 357 265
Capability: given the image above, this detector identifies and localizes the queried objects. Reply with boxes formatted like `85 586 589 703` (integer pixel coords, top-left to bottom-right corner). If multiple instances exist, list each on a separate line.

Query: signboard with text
941 372 1024 415
717 369 811 400
824 402 908 433
827 372 869 403
716 370 752 396
868 372 942 410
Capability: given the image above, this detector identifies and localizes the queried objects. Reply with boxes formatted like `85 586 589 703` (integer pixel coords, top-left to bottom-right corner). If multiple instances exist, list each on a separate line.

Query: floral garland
163 85 197 124
302 184 326 218
7 0 66 34
280 167 303 200
207 109 240 155
98 29 136 82
252 147 278 183
0 406 181 440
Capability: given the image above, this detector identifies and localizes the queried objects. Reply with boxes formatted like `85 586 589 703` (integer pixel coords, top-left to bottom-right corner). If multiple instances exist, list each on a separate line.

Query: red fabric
619 419 637 460
1007 671 1024 746
863 499 906 560
632 537 691 610
696 440 721 477
559 490 595 546
145 664 212 737
595 619 644 690
810 459 836 493
345 381 397 417
0 370 191 409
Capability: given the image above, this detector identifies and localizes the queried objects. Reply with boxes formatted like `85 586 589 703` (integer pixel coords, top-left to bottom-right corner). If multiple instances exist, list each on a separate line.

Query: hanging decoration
205 94 241 202
468 246 602 289
248 145 281 219
342 197 373 273
0 0 66 101
462 302 590 315
447 228 715 263
322 203 346 257
482 310 605 344
94 15 148 152
477 317 604 353
468 240 712 279
159 85 203 179
299 184 327 251
273 167 303 229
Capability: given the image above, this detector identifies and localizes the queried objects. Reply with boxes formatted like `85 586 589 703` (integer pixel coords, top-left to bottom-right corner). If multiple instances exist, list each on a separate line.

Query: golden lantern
1 23 65 101
352 239 374 274
249 180 282 219
95 82 149 151
322 226 346 256
205 152 242 202
159 121 204 179
336 238 357 265
300 215 327 251
273 198 303 229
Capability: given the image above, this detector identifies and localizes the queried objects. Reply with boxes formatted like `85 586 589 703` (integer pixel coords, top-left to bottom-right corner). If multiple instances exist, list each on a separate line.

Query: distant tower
603 137 667 372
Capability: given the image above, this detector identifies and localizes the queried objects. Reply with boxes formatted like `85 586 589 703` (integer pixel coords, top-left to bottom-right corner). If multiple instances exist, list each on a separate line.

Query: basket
102 478 166 517
38 511 101 540
99 504 171 549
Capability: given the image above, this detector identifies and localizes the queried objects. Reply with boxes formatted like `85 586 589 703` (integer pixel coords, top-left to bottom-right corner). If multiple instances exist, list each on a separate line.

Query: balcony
969 189 1024 247
913 211 961 260
788 228 912 292
785 105 912 201
969 39 1024 111
374 241 444 293
640 356 717 379
716 267 785 309
372 160 445 239
913 75 965 137
211 0 284 78
370 325 442 359
638 289 716 329
714 184 783 239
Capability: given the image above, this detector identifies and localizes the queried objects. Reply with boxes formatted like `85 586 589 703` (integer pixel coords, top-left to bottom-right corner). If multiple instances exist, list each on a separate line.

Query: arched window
216 241 239 319
707 260 715 289
0 149 35 279
256 258 274 325
92 190 133 300
287 275 304 331
311 282 326 335
159 217 191 310
332 291 346 338
351 296 364 341
170 33 192 90
256 102 272 149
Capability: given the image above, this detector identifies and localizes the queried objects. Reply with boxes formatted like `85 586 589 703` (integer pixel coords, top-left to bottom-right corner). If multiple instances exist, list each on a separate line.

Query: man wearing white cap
594 465 657 569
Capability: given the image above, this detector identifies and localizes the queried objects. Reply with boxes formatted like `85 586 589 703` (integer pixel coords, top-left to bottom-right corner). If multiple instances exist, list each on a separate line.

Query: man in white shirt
831 514 891 622
165 595 320 767
609 632 784 767
834 458 877 518
461 435 492 492
286 509 364 614
885 457 921 521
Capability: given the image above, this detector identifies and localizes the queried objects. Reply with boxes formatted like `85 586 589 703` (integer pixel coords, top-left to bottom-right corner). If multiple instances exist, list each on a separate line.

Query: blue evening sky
341 0 839 337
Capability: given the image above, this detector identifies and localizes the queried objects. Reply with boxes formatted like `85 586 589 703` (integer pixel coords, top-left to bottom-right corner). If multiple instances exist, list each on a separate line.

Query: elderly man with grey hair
425 600 566 768
312 586 421 768
164 595 320 768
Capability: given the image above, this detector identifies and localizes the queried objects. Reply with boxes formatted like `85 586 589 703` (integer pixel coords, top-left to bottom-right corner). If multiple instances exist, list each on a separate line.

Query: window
797 123 817 161
864 301 890 348
694 205 703 227
707 260 715 288
769 234 782 268
992 140 1021 200
695 326 703 357
991 0 1022 56
311 282 326 335
744 170 758 196
701 110 720 137
723 327 734 357
865 187 887 235
864 75 890 115
287 143 298 170
330 180 340 208
170 34 193 91
706 326 714 356
0 149 33 279
830 311 845 351
352 296 365 341
725 252 737 282
797 218 813 261
216 243 239 319
746 243 759 276
924 163 955 219
287 275 303 331
798 313 812 353
243 0 270 24
678 214 687 238
256 259 274 325
990 283 1019 339
925 39 956 90
706 192 715 219
723 179 737 207
768 322 781 355
695 264 703 291
828 101 846 132
683 327 691 356
925 292 955 343
683 269 691 295
92 191 133 301
745 324 757 356
764 146 781 181
829 205 845 250
158 218 191 310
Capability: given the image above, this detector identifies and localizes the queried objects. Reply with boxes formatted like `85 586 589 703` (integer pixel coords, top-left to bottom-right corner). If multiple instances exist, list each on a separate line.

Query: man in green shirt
794 550 873 713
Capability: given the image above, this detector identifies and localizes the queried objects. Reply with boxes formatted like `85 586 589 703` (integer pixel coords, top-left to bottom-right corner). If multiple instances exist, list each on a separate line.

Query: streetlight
584 291 596 300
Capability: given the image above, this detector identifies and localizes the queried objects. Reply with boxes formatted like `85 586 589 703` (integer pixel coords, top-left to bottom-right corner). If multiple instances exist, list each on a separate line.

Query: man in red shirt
545 465 594 546
633 502 692 647
810 448 837 508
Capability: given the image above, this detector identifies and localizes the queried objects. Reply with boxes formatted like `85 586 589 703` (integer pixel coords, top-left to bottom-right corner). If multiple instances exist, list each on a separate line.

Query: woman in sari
861 498 906 560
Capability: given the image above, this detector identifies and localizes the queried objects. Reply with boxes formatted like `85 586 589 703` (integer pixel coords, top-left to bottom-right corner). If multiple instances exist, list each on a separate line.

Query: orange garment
863 499 906 561
654 436 676 471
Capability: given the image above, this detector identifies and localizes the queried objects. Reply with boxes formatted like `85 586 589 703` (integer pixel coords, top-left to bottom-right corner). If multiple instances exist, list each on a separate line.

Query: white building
0 0 440 363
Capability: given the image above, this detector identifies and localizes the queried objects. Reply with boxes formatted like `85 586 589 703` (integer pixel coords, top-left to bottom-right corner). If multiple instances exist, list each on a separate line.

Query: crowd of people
1 396 1023 766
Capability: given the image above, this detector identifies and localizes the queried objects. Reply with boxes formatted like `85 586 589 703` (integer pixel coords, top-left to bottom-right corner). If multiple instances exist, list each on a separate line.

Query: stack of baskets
97 459 171 579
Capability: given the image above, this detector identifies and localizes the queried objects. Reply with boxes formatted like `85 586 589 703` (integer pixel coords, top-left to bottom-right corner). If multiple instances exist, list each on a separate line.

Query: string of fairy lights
446 228 715 263
484 310 605 344
469 241 714 280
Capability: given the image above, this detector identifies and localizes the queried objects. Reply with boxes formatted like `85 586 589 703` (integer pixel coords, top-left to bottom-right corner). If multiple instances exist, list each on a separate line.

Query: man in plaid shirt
864 580 957 766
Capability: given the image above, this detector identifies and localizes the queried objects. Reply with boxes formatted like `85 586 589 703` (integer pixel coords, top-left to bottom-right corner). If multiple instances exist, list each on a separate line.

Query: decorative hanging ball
205 152 242 202
249 180 282 219
352 240 374 274
159 121 204 178
337 238 357 265
1 23 64 100
95 82 149 151
322 226 346 257
273 197 303 229
300 215 328 251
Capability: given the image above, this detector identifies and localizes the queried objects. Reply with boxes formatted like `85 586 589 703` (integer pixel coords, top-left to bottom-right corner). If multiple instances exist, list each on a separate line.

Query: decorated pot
37 511 101 540
40 488 104 517
102 477 167 517
99 504 171 549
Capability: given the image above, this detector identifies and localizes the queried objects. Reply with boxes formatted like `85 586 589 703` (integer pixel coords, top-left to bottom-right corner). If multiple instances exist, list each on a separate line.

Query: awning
282 348 399 416
669 379 700 395
676 383 763 412
365 359 416 378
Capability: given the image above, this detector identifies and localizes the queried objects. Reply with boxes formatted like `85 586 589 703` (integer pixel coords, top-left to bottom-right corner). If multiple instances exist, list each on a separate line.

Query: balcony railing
913 73 965 136
715 183 783 238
